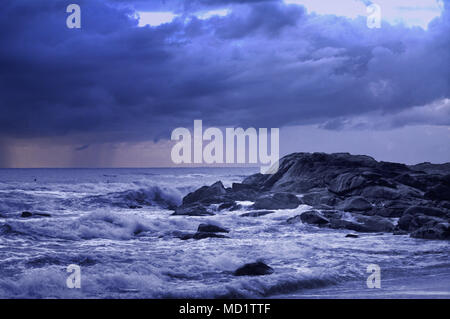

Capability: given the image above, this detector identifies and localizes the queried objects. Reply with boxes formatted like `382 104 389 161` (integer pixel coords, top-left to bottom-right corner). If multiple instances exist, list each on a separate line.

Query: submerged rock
299 211 329 225
286 215 302 224
240 210 274 217
178 231 229 240
171 204 214 216
20 211 51 218
233 261 274 276
197 223 229 233
345 234 359 238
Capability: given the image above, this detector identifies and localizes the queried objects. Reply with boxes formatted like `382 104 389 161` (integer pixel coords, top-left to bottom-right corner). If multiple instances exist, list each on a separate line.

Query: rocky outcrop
182 181 227 205
172 152 450 240
252 193 301 210
233 261 274 276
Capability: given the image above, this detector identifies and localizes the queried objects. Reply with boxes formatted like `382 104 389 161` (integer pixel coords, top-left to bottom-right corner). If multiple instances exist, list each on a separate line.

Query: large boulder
328 173 368 195
301 190 340 207
339 196 372 212
252 193 301 210
182 181 227 205
233 261 274 276
329 215 394 233
411 222 450 240
299 211 329 225
425 183 450 201
403 206 448 218
172 204 214 216
354 215 395 232
360 186 400 200
398 214 445 232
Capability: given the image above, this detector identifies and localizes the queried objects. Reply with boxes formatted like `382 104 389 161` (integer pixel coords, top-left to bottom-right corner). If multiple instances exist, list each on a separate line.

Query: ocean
0 168 449 298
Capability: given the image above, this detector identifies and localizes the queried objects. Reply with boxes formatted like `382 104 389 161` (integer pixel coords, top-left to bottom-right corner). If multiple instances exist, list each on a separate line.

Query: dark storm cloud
110 0 280 12
0 0 449 143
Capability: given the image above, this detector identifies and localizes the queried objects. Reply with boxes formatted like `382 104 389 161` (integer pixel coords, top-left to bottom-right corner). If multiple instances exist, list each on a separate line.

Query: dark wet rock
21 211 33 218
128 205 143 209
301 190 340 207
403 206 448 218
192 232 229 240
197 223 229 233
409 162 450 175
410 222 450 240
178 231 229 240
182 181 227 205
252 193 301 210
218 201 242 211
286 215 302 224
329 219 369 232
394 173 423 190
242 173 266 187
370 200 411 218
218 202 234 210
329 215 394 233
328 173 369 195
232 183 258 193
171 204 214 216
398 209 447 232
339 196 372 212
180 152 450 239
424 183 450 201
355 215 395 232
299 211 329 225
20 211 51 218
233 261 274 276
360 186 400 200
345 234 359 238
240 210 274 217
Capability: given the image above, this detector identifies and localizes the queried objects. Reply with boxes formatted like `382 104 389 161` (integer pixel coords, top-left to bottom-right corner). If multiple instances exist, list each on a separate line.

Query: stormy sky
0 0 449 167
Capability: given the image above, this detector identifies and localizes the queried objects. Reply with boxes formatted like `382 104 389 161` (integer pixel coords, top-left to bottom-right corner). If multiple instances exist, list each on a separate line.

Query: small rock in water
20 211 51 218
172 204 214 216
240 210 274 217
21 211 33 218
345 234 359 238
197 223 229 233
286 215 302 224
192 232 229 240
300 211 329 225
233 261 274 276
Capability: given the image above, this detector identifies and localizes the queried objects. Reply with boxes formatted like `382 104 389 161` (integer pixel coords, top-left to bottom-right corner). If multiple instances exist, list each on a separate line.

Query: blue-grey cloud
0 0 449 145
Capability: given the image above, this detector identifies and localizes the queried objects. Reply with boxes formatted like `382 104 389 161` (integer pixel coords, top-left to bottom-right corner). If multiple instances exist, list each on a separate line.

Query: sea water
0 168 448 298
